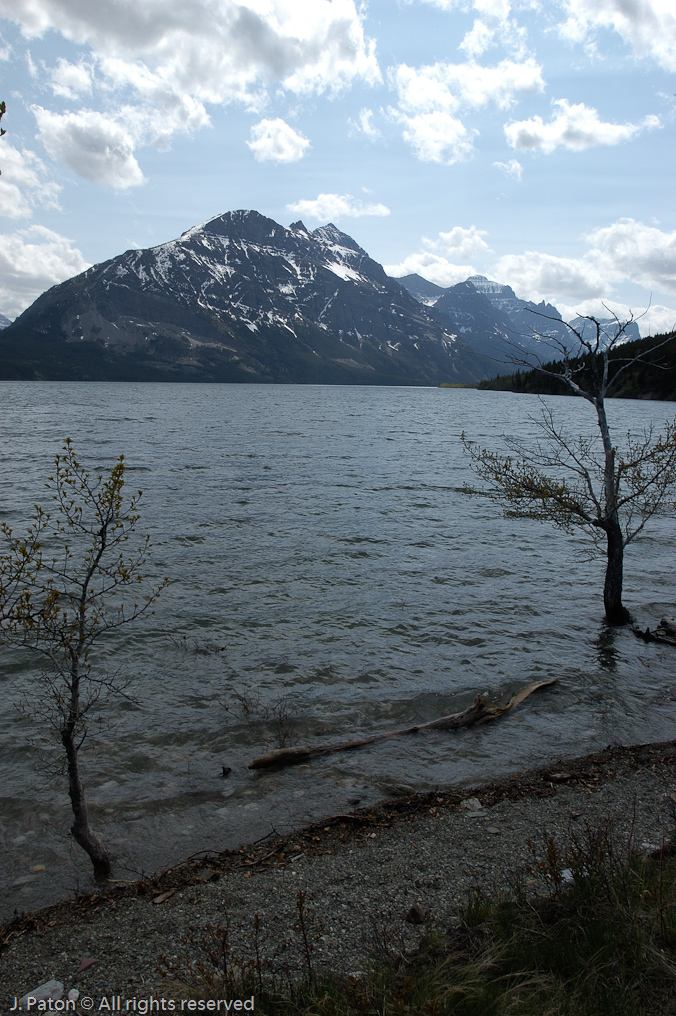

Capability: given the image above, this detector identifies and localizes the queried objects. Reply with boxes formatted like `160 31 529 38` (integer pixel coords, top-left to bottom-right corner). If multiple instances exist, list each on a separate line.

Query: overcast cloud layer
0 0 673 332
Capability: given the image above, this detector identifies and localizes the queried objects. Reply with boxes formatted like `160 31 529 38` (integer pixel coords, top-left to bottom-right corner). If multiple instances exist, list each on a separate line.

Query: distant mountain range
396 273 640 362
0 210 639 384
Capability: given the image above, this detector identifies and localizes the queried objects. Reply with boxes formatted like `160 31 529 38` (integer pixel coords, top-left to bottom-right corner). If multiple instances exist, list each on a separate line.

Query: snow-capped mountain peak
2 210 490 384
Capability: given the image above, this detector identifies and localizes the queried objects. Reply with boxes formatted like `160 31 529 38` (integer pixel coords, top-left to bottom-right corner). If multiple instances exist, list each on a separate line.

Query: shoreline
2 738 676 1002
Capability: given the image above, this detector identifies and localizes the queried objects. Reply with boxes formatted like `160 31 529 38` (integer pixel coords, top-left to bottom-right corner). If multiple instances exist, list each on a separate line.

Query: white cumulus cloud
2 0 380 184
0 225 89 318
389 56 542 162
393 110 476 163
556 299 676 337
559 0 676 73
415 0 513 17
286 192 390 220
588 218 676 296
247 118 310 163
385 224 491 285
493 157 522 179
348 107 382 141
386 217 676 332
33 107 145 189
384 250 476 287
430 224 490 259
489 219 676 312
459 19 497 58
0 0 380 104
0 143 61 218
505 99 660 153
391 57 544 115
492 249 608 301
49 57 92 98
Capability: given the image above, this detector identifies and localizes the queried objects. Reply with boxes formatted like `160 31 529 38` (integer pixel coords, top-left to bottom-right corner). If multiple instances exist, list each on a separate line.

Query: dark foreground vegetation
478 330 676 401
168 823 676 1015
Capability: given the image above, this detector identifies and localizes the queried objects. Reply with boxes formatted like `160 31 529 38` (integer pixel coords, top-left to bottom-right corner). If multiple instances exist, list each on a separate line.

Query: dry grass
163 820 676 1015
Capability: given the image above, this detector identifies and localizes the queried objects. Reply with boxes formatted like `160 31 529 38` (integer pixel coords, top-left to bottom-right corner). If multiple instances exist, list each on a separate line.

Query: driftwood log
633 626 676 647
248 677 557 770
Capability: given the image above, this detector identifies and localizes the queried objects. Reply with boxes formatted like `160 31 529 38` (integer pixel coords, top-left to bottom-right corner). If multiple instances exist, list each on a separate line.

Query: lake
1 382 675 916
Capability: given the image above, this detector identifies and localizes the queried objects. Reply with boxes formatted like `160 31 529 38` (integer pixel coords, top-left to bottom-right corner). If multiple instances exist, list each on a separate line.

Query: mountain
0 313 11 329
469 276 640 347
466 275 573 348
0 210 492 385
398 273 574 369
396 274 446 307
431 281 527 367
567 315 641 344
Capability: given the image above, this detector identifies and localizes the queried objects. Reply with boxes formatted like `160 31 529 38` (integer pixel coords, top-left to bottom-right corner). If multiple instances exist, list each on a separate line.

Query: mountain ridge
0 210 493 385
0 212 642 384
397 272 641 358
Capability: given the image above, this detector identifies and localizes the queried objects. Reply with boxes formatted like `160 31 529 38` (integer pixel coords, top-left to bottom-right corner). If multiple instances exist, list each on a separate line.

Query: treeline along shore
478 330 676 401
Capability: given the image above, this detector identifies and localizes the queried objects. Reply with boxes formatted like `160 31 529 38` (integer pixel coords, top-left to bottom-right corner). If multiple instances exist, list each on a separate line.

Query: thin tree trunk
62 724 111 879
603 518 632 625
595 395 632 625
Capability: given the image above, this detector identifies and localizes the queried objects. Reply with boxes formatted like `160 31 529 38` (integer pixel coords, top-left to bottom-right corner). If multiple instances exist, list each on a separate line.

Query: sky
0 0 674 333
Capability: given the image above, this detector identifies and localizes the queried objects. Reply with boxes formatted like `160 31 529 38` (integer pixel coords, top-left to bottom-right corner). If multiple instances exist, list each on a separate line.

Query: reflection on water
596 625 621 672
1 382 675 916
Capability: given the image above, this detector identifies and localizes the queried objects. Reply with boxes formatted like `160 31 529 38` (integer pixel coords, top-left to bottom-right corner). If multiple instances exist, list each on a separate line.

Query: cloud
286 192 390 220
505 99 660 153
384 250 476 287
348 107 382 141
409 0 528 58
49 57 92 98
391 58 544 115
385 216 676 333
555 299 676 336
0 0 380 105
490 219 676 306
493 157 522 179
429 224 490 258
559 0 676 73
247 118 310 162
0 143 61 218
416 0 512 17
385 216 676 332
3 1 379 183
393 110 477 163
588 218 676 296
33 107 145 189
459 19 496 58
385 224 490 285
388 56 542 162
0 224 89 318
492 250 608 300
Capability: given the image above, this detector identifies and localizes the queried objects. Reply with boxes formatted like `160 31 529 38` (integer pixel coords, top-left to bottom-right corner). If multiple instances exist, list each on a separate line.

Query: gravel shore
2 740 675 1008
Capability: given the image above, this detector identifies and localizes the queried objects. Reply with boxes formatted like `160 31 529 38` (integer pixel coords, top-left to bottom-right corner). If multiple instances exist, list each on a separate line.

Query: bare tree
0 440 167 878
462 312 676 625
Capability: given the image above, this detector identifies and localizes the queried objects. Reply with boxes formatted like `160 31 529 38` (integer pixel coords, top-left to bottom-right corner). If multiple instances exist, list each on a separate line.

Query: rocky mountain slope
398 273 641 367
0 211 492 385
399 273 575 365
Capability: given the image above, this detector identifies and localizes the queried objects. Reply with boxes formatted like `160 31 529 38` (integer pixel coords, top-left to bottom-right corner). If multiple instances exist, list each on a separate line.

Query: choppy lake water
1 382 675 916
